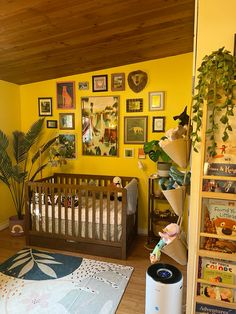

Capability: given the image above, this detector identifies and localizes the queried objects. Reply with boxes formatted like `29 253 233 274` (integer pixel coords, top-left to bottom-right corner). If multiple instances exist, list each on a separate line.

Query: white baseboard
0 220 9 231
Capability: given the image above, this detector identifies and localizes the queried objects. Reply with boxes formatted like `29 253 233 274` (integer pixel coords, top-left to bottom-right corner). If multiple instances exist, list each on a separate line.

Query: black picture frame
92 75 108 92
46 120 58 128
126 98 143 112
152 116 165 132
38 97 53 116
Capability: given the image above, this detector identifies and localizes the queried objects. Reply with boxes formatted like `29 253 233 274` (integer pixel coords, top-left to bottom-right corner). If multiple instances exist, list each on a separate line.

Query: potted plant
158 166 191 216
143 139 172 177
0 118 67 236
191 47 236 157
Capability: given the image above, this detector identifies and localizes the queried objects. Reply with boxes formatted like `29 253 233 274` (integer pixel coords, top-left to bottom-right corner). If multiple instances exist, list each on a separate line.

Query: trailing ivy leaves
191 47 236 157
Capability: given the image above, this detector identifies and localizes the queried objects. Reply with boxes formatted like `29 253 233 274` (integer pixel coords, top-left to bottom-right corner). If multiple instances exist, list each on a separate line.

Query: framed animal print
124 116 148 144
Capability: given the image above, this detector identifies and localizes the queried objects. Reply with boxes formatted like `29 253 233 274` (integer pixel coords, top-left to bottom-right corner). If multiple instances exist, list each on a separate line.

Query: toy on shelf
150 223 180 264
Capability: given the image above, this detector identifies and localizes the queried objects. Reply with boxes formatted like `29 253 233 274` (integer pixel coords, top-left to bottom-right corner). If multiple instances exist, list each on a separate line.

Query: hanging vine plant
191 47 236 157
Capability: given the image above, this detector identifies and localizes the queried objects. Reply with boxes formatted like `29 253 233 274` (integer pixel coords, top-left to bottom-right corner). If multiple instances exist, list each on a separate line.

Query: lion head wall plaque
128 70 148 93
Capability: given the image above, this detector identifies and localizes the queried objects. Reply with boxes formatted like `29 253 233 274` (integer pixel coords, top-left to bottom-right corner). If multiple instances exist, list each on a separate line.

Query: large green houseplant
143 139 172 177
0 118 66 225
191 47 236 157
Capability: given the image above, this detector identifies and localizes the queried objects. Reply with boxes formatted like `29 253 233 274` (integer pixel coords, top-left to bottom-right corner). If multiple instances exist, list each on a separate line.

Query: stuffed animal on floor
110 176 123 201
150 223 180 264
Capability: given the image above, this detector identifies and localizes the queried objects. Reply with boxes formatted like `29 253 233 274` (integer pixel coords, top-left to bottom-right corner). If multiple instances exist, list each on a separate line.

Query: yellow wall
20 53 193 233
187 1 236 313
0 80 21 226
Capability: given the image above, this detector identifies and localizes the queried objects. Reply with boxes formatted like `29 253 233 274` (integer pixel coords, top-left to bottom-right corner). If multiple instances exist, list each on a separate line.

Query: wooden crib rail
25 181 128 256
25 174 138 259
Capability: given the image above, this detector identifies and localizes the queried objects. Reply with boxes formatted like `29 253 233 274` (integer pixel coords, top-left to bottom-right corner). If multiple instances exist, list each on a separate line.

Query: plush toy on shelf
110 176 123 201
150 223 180 264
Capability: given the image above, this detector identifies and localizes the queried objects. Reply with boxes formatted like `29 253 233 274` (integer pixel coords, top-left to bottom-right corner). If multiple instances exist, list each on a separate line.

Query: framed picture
58 134 76 159
234 33 236 57
111 73 125 91
138 147 146 159
149 91 165 111
56 81 75 109
81 96 119 156
124 148 134 158
124 116 148 144
152 116 165 132
78 81 89 90
38 97 52 116
46 120 58 129
59 113 75 130
92 75 108 92
126 98 143 112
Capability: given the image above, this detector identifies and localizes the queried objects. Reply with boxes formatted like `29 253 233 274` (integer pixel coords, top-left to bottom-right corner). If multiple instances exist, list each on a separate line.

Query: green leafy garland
191 47 236 157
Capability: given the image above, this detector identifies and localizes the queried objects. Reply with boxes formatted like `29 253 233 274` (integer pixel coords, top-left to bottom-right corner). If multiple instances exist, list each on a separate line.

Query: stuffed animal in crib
110 176 123 201
150 223 180 264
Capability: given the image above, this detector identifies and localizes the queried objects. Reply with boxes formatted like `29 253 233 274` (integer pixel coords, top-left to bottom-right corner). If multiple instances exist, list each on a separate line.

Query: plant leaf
16 249 30 254
33 253 55 259
18 260 34 277
0 130 9 150
37 263 57 278
30 163 47 181
8 256 31 270
35 259 62 265
31 136 58 164
13 252 30 261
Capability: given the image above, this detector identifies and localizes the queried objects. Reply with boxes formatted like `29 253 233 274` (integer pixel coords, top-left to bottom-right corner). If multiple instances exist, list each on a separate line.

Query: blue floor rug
0 248 133 314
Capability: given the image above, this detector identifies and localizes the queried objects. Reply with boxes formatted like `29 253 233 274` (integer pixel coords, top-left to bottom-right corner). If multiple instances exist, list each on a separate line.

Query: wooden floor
0 229 187 313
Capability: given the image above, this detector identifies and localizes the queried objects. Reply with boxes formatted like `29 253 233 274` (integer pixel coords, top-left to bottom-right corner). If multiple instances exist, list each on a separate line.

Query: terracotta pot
9 215 25 236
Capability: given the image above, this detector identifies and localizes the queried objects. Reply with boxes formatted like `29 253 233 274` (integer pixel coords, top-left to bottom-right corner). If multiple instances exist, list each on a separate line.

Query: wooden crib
25 173 138 259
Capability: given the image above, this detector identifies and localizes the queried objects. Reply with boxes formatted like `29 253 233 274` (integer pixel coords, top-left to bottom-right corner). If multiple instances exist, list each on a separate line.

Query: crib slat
51 187 55 234
99 193 103 240
45 187 49 233
114 193 118 242
92 191 96 239
32 186 36 231
58 189 62 235
107 192 111 242
38 185 43 233
78 189 82 238
85 190 89 238
71 189 75 237
64 189 69 237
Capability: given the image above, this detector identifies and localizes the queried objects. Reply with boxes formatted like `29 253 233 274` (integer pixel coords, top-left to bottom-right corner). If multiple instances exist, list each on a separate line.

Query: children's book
199 257 235 285
202 199 236 253
196 302 236 314
199 283 234 303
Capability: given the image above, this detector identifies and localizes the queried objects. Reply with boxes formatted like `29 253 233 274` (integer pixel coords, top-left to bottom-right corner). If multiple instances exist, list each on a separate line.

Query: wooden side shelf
195 296 236 310
193 101 236 312
198 249 236 262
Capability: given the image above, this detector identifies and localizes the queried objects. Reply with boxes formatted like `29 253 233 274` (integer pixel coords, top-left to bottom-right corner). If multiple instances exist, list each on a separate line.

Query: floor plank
0 229 187 313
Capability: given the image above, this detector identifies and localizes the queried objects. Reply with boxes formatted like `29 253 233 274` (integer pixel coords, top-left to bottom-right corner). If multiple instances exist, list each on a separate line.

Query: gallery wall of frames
37 72 170 159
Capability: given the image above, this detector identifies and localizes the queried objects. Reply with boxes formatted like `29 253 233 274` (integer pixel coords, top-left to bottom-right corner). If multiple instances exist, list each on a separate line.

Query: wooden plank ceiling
0 0 195 85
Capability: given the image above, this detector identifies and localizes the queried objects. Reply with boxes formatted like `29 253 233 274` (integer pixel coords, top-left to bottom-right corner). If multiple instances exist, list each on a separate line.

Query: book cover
196 302 236 314
199 284 234 303
203 200 236 253
200 257 235 285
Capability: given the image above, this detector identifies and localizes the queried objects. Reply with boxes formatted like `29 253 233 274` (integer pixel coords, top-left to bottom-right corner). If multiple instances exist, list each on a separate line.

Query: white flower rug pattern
0 248 133 314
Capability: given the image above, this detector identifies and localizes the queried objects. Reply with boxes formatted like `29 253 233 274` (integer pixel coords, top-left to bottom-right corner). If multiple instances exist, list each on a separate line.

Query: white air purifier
145 263 183 314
